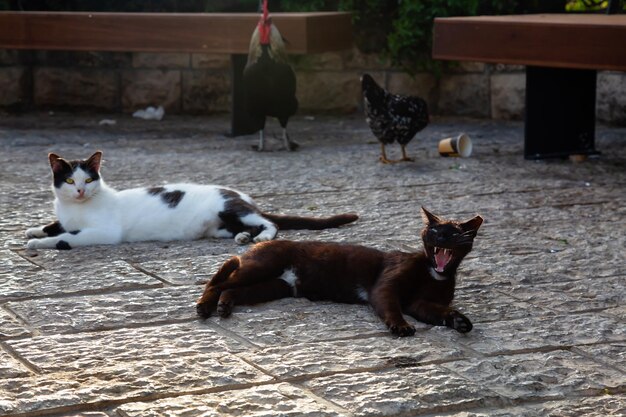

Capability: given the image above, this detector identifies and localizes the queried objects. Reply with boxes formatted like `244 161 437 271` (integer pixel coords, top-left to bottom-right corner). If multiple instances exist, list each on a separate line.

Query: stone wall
0 48 624 124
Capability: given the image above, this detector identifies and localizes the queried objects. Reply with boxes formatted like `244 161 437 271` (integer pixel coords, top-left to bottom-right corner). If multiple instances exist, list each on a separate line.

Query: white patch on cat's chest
356 285 369 302
278 269 299 296
429 267 447 281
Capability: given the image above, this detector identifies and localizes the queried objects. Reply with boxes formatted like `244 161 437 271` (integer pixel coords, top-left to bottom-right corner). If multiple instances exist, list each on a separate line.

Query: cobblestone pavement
0 113 624 417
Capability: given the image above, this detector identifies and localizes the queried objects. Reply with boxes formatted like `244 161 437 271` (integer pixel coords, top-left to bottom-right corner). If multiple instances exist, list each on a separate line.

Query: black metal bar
607 0 621 14
524 66 599 159
229 53 261 137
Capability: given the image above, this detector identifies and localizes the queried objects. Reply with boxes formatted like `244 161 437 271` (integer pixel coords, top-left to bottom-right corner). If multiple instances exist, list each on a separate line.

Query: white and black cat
26 151 358 250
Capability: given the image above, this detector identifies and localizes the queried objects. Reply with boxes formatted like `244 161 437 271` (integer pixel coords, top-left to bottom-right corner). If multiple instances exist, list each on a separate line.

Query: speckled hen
361 73 429 163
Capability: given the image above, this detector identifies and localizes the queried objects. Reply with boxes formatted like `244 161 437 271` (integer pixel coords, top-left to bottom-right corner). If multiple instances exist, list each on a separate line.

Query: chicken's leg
400 144 414 162
282 128 299 151
379 143 395 164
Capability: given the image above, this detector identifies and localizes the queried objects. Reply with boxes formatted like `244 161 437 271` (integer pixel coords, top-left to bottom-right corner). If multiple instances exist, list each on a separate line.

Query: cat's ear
461 215 483 233
86 151 103 172
421 207 443 225
48 153 70 174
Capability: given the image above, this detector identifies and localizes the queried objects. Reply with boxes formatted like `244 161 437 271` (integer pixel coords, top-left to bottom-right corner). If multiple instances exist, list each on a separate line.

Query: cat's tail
261 212 358 230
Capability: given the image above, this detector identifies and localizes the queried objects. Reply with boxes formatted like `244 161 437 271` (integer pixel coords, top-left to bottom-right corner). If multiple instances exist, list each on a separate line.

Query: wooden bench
0 11 352 135
433 14 626 159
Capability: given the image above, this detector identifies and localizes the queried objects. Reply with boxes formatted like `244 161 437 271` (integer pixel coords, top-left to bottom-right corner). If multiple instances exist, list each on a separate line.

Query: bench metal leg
524 66 598 159
229 54 261 137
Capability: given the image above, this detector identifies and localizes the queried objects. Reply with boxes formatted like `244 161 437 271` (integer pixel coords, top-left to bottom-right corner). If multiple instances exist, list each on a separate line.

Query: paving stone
241 335 469 379
437 395 626 416
438 313 626 355
303 366 502 416
441 350 625 400
0 329 269 414
0 114 624 416
501 276 625 314
136 253 236 285
7 322 247 372
207 299 431 347
574 342 626 373
0 260 161 302
7 286 198 334
0 249 40 274
0 308 30 338
117 383 349 417
0 348 31 378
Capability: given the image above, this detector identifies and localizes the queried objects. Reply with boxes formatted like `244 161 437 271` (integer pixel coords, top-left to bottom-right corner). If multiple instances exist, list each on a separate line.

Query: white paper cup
438 133 472 157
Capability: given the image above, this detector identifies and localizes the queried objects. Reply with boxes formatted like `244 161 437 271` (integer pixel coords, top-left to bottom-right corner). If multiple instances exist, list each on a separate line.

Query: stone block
442 350 625 400
117 383 347 416
500 276 624 314
206 298 410 346
0 349 30 379
242 335 468 379
435 313 626 355
291 52 344 71
6 285 198 334
304 366 500 416
575 342 626 372
492 63 525 72
490 73 526 120
344 47 391 70
136 253 235 285
191 53 231 69
438 74 490 117
181 70 231 114
0 325 268 415
132 52 190 69
441 395 626 416
446 61 486 73
387 72 437 108
296 71 361 113
597 72 626 125
33 68 118 111
0 304 31 338
121 69 181 113
0 260 160 302
0 67 29 108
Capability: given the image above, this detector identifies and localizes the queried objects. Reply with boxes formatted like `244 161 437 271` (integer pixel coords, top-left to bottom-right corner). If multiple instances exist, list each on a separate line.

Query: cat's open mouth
433 246 454 272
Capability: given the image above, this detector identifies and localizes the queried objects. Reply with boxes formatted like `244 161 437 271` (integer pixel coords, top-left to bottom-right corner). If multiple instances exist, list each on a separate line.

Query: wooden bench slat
0 11 352 54
433 14 626 71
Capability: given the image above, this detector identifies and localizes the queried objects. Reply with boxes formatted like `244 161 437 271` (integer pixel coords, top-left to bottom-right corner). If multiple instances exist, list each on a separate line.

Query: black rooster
243 0 298 151
361 73 429 163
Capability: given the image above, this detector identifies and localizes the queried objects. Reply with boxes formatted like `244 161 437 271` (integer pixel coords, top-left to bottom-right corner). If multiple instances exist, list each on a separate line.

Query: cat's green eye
85 178 93 183
65 178 75 184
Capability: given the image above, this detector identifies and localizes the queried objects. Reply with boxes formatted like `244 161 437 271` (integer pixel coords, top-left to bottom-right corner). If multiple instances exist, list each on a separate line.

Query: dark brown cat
196 208 483 336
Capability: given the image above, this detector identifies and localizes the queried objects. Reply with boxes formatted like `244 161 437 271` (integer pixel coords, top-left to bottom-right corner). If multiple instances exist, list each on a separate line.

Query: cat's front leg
406 300 473 333
26 220 65 239
370 287 416 337
26 227 122 250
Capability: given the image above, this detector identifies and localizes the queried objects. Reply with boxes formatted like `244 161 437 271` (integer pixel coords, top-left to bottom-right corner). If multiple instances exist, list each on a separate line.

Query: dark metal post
524 66 599 159
229 54 261 137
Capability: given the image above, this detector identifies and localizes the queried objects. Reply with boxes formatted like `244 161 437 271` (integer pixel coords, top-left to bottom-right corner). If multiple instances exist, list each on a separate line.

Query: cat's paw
235 232 251 245
446 310 473 333
26 227 46 238
196 302 212 319
253 231 275 243
217 300 234 318
26 238 47 249
389 323 416 337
